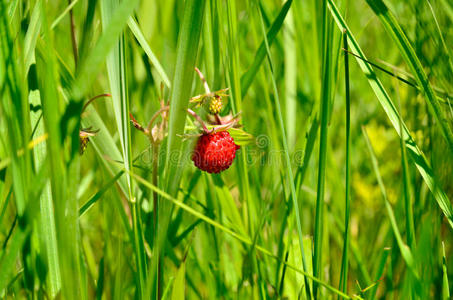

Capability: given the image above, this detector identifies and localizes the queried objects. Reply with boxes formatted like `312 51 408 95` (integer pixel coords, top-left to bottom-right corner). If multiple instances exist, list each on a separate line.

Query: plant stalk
68 0 78 67
339 30 351 295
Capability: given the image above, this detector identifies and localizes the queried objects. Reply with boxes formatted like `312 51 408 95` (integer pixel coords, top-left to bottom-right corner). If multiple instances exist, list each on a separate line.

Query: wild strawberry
192 131 240 173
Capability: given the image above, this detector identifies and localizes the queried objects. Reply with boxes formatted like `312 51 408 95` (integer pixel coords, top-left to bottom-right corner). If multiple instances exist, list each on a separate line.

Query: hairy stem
68 0 78 67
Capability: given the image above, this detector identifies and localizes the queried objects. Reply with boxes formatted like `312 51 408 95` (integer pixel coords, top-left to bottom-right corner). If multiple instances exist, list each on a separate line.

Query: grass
0 0 452 299
338 30 351 296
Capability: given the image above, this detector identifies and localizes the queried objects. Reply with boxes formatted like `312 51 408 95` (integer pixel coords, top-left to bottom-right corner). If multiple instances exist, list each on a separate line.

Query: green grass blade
256 4 312 298
0 188 13 229
77 104 134 241
50 0 80 29
294 116 319 199
202 0 218 88
6 0 18 18
160 0 205 297
362 126 420 284
365 0 453 151
224 0 255 235
394 79 416 250
37 3 81 298
0 3 35 292
96 257 105 300
161 277 175 300
342 49 452 102
30 89 61 297
80 104 129 197
164 0 205 194
101 0 146 297
240 0 292 98
425 0 453 75
2 1 452 298
440 0 453 22
0 162 49 273
284 6 296 147
0 0 32 217
369 248 390 300
338 30 351 295
313 0 333 296
171 261 185 300
132 172 357 300
23 0 41 73
72 0 140 101
0 227 29 292
100 2 133 194
127 17 171 88
442 242 450 300
79 171 124 217
328 0 453 229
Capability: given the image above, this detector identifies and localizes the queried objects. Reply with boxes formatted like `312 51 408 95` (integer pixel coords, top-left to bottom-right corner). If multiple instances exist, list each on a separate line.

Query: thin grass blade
442 242 450 300
240 0 292 97
365 0 453 151
256 5 312 299
338 30 351 295
313 0 333 296
101 0 146 296
362 127 420 286
328 0 453 229
128 17 171 88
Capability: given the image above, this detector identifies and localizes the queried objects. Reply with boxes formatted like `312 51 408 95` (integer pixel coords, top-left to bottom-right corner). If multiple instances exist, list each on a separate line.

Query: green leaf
227 128 254 146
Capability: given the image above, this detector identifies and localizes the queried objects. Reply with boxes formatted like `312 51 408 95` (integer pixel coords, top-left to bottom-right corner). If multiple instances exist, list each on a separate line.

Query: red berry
192 131 240 173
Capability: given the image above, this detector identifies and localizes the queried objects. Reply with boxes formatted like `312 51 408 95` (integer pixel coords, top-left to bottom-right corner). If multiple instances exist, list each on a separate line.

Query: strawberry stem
215 114 223 125
194 67 211 94
146 106 170 133
187 108 209 133
82 93 112 113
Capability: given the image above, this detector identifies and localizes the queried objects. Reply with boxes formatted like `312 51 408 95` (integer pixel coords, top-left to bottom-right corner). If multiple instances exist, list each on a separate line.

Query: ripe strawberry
192 131 240 173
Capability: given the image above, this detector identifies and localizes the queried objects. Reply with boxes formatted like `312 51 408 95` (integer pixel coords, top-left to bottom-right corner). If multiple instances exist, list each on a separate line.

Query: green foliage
0 0 452 299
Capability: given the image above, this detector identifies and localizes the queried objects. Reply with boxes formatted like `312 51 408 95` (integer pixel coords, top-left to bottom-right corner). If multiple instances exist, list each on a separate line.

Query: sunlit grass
0 0 452 299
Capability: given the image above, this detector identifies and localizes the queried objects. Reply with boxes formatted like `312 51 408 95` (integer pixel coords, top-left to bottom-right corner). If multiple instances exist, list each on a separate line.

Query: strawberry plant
0 0 452 299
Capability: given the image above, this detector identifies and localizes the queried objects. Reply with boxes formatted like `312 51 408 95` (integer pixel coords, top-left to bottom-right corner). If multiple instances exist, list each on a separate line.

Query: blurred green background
0 0 452 299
